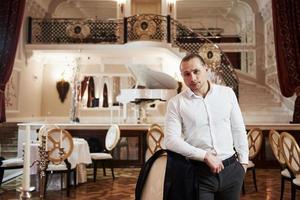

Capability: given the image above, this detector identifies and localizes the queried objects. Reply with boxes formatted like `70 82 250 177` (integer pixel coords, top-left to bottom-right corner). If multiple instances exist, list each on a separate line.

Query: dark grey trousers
196 159 245 200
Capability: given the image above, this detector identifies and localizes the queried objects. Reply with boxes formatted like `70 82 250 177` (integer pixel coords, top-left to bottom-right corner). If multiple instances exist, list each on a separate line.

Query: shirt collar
185 81 214 98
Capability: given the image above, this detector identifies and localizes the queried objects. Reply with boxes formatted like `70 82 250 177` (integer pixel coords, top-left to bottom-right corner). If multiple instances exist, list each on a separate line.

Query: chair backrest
141 154 167 200
147 124 164 155
149 124 163 131
280 132 300 175
105 124 120 151
38 124 59 143
247 128 263 160
87 137 104 153
46 128 74 164
269 129 285 165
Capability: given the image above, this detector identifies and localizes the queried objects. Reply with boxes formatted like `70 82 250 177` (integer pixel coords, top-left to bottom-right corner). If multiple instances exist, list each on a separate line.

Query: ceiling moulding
27 0 47 18
47 0 67 17
53 1 117 18
260 0 272 22
239 0 259 13
217 43 255 52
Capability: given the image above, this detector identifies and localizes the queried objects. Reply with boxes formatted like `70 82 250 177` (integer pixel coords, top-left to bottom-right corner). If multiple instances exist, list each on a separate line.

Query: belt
190 154 237 168
222 155 237 167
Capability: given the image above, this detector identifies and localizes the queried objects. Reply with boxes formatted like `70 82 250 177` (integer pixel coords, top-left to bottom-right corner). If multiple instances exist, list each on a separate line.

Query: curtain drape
272 0 300 122
0 0 26 122
81 76 89 99
87 77 95 107
81 76 95 107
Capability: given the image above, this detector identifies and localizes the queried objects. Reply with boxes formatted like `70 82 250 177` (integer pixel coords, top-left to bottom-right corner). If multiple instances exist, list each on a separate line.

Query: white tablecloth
30 138 92 184
72 138 92 183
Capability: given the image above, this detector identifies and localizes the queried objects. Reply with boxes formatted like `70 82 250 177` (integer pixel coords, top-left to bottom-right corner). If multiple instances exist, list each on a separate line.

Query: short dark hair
180 54 206 69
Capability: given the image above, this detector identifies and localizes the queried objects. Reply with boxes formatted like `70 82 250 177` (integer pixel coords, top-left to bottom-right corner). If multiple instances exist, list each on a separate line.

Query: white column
166 0 177 19
117 0 131 18
161 0 168 16
117 0 125 18
125 0 131 17
22 125 31 191
117 3 121 18
172 2 177 19
123 103 127 123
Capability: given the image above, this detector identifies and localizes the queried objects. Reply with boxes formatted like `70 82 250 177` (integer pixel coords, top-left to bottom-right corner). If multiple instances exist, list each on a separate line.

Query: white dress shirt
164 84 249 164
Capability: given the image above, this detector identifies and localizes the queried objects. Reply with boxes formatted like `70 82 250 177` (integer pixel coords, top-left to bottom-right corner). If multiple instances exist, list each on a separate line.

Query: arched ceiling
177 0 257 18
32 0 268 35
34 0 267 18
53 0 117 18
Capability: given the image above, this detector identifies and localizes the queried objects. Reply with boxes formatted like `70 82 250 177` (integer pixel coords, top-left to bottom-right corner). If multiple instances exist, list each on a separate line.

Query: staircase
239 80 292 124
0 122 19 159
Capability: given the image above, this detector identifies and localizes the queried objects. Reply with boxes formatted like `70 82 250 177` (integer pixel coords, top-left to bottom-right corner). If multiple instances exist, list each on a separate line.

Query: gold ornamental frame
199 43 221 69
66 21 91 40
133 16 157 40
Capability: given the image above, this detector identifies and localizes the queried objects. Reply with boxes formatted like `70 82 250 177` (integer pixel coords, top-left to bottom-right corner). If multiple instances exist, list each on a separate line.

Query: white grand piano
117 65 178 123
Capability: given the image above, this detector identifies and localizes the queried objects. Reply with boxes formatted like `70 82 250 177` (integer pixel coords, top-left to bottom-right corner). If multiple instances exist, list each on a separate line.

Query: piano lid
128 65 178 89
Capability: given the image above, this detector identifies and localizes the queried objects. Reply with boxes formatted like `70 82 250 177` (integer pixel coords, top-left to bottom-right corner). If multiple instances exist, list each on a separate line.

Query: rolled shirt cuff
190 149 207 162
238 154 249 165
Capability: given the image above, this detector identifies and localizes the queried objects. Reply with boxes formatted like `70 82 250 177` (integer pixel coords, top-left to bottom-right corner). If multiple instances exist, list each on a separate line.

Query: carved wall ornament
56 79 70 103
133 18 157 40
5 69 20 112
260 1 273 22
199 43 221 69
66 21 91 40
26 0 46 18
265 20 276 67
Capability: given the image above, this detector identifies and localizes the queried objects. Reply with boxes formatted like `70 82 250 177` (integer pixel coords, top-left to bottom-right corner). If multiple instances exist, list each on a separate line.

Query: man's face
180 57 208 92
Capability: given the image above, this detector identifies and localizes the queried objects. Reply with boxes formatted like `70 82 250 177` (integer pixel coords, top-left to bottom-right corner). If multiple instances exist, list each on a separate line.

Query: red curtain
0 0 26 122
272 0 300 122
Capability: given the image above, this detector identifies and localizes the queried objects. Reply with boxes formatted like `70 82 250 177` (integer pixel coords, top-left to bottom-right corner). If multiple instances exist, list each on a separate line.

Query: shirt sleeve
164 97 207 161
229 88 249 164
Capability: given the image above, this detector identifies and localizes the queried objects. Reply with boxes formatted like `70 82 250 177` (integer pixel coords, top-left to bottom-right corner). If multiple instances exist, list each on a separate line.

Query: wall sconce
56 79 70 103
118 0 126 16
167 0 176 15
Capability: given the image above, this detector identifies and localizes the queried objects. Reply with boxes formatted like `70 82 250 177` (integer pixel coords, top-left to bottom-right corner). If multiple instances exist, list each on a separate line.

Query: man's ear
205 65 209 71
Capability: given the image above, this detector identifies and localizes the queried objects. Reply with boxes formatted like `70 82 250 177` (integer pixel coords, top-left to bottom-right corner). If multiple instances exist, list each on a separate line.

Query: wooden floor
0 168 299 200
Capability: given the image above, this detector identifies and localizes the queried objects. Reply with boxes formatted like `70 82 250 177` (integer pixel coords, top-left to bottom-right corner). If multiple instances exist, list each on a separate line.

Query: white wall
6 56 44 121
41 64 72 117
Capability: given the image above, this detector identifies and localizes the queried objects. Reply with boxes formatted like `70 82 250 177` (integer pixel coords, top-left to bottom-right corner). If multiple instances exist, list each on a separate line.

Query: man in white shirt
164 54 248 200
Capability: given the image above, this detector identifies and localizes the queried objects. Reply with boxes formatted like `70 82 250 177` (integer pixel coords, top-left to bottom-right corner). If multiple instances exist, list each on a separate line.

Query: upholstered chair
43 127 76 197
141 154 167 200
280 132 300 200
90 124 120 181
269 129 292 200
145 124 164 161
243 128 263 193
